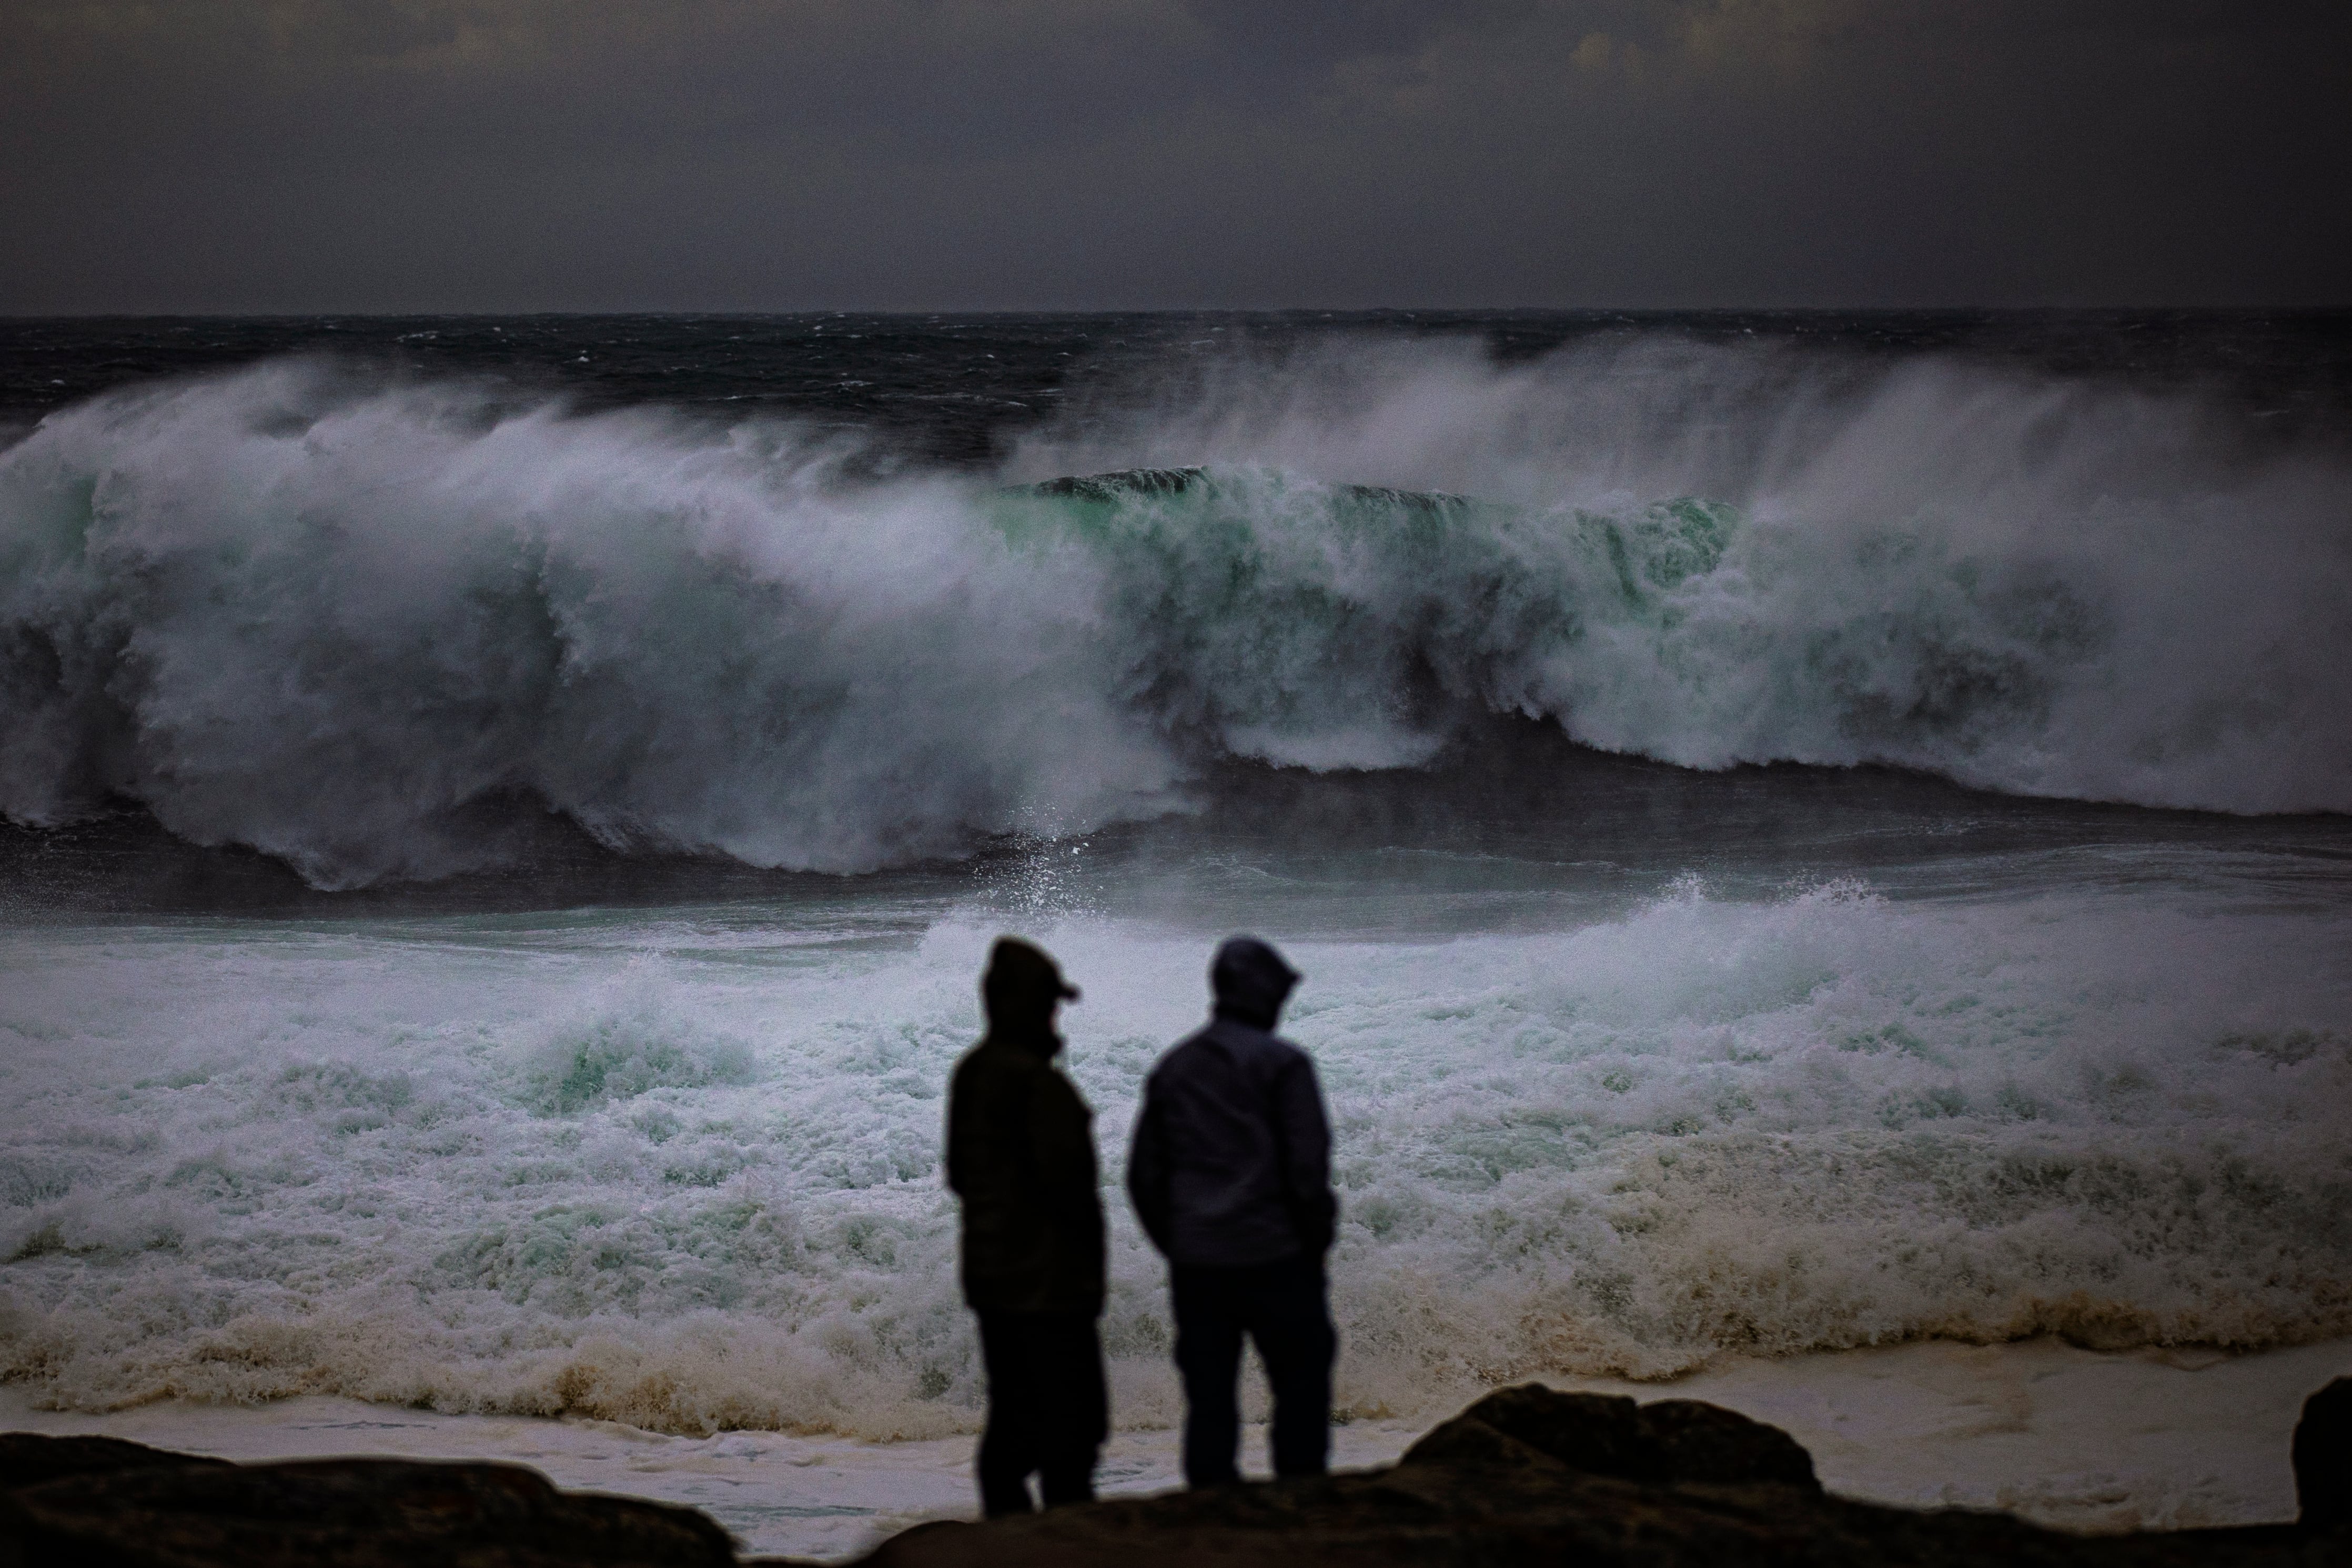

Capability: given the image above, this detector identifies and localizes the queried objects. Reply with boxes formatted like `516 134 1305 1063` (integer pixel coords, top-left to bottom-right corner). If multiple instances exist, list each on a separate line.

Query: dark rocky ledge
4 1377 2346 1567
0 1438 737 1568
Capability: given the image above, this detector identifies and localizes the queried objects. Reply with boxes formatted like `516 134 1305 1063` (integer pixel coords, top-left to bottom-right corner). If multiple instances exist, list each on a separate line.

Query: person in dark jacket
1127 935 1338 1487
944 937 1107 1517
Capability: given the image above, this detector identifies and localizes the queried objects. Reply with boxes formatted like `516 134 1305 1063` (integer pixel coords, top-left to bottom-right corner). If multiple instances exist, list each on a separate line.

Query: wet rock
8 1378 2350 1567
1400 1385 1820 1492
1400 1385 1652 1481
0 1432 230 1493
1 1450 737 1568
853 1383 2345 1568
2295 1376 2351 1529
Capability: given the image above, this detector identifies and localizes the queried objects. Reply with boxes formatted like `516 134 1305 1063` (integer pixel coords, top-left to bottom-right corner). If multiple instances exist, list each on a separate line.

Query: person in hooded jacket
944 937 1107 1517
1127 935 1339 1488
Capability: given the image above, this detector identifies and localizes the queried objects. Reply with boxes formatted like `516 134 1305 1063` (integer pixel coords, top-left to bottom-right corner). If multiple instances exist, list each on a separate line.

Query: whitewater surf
4 311 2348 1557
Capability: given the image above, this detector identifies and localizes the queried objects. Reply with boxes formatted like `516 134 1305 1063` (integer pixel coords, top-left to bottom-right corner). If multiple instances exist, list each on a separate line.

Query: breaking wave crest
3 341 2347 885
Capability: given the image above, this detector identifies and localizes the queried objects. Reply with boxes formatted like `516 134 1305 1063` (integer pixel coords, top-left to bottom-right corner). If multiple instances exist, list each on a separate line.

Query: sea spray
3 323 2347 1442
5 342 2350 888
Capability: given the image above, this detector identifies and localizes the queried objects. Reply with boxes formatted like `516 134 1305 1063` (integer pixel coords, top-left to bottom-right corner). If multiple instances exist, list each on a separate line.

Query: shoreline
7 1333 2346 1560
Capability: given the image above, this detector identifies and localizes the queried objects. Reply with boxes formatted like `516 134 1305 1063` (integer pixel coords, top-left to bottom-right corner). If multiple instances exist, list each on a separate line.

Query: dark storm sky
4 1 2348 313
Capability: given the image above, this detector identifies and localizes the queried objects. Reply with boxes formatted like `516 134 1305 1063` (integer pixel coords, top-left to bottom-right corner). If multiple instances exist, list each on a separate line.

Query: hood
1209 935 1299 1030
983 936 1078 1051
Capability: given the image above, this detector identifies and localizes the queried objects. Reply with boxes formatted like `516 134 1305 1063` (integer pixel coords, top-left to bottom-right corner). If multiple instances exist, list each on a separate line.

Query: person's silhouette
944 937 1106 1515
1128 935 1338 1486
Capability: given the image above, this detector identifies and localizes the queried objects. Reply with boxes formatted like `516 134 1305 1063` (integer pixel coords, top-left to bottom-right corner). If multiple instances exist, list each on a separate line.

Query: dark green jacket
945 1030 1105 1316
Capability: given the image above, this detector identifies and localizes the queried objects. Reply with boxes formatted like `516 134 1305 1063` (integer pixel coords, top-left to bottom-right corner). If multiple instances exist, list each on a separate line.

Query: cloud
1 0 2346 309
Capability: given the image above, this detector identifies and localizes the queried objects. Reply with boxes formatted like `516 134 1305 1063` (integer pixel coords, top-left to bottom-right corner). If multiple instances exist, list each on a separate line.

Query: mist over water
2 314 2349 1447
3 330 2348 887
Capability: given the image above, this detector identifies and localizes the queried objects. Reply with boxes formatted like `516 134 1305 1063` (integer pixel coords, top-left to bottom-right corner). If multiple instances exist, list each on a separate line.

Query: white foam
4 342 2349 889
4 881 2347 1444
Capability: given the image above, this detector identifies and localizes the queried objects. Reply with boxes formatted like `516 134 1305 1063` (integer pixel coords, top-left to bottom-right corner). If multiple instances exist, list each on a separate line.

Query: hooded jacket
945 938 1105 1315
1127 937 1338 1269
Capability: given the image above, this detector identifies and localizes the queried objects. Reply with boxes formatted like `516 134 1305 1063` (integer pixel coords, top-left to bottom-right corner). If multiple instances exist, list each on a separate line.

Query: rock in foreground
0 1442 735 1568
3 1379 2346 1566
858 1383 2348 1567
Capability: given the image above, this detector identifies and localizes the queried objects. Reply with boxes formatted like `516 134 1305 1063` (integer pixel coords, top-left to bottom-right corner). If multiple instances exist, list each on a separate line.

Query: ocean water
3 312 2349 1548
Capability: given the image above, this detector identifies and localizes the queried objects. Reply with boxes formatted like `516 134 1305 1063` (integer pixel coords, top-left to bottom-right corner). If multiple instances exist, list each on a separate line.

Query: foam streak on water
3 876 2346 1440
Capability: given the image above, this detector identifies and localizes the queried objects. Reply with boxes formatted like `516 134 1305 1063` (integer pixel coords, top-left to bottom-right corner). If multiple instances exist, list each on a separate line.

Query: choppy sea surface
3 311 2349 1552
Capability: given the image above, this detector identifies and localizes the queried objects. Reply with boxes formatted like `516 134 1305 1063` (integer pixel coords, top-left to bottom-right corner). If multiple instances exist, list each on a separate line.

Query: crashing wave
2 348 2346 886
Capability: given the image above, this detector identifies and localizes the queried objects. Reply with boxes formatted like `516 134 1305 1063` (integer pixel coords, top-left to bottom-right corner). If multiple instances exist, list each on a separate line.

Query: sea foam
2 880 2346 1437
3 340 2348 887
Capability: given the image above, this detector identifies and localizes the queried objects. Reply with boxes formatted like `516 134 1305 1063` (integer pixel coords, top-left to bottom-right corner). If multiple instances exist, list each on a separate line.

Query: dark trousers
1170 1254 1337 1487
974 1309 1107 1518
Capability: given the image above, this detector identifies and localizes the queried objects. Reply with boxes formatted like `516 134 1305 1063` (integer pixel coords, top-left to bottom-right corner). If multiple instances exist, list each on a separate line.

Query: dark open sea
3 310 2349 1548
